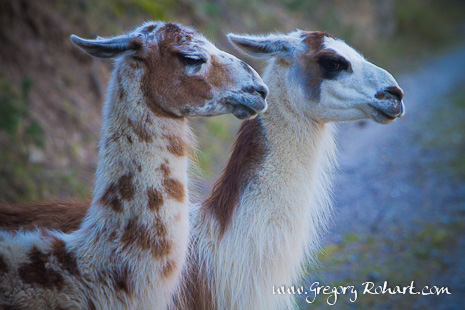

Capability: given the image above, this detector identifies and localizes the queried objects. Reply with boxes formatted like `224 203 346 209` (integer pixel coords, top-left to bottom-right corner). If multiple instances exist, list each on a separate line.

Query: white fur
176 30 404 309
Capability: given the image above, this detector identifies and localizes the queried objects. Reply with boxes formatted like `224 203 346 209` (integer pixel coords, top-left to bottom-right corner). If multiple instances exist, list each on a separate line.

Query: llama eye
179 55 206 66
320 59 342 72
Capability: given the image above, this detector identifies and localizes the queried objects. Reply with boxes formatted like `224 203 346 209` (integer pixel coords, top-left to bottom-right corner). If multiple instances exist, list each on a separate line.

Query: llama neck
258 94 337 256
192 68 337 310
69 66 191 307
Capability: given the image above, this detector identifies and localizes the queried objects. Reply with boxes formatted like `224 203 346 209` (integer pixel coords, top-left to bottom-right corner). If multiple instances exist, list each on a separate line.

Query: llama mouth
228 103 258 120
368 104 400 124
222 95 267 120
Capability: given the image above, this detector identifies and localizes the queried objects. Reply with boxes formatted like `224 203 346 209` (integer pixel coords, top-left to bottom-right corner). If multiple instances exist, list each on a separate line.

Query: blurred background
0 0 464 308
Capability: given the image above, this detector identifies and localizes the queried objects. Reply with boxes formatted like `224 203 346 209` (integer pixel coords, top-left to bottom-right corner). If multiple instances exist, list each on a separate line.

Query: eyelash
319 58 348 72
179 54 206 66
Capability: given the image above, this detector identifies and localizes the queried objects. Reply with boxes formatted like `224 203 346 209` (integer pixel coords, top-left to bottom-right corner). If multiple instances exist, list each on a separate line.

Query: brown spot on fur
207 56 232 88
174 253 214 309
162 260 177 278
0 201 89 233
203 117 268 234
150 238 172 258
99 183 123 212
163 177 186 203
140 24 214 118
118 173 135 201
147 187 164 212
0 255 7 274
159 163 170 178
112 265 132 294
128 119 153 143
121 218 170 258
51 238 80 276
164 134 187 157
122 219 150 249
126 135 133 145
145 25 156 33
18 247 64 289
299 31 329 101
105 133 120 150
132 159 142 172
153 217 168 236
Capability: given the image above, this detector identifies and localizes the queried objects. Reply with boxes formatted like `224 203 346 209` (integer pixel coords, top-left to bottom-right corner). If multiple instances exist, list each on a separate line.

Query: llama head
70 21 268 120
227 30 404 124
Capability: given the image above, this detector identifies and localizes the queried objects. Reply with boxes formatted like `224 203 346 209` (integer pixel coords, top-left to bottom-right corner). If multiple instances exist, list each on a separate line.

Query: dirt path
305 46 465 309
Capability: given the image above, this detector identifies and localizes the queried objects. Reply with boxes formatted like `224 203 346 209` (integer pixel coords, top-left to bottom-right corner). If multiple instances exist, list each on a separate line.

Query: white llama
174 30 404 310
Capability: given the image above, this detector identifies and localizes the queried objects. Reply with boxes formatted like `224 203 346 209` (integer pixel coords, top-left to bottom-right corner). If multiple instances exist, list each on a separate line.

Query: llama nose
243 84 269 100
385 86 404 101
254 84 269 100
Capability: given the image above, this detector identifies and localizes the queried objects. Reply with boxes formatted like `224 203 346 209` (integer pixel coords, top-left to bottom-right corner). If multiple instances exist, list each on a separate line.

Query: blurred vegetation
0 0 464 202
0 73 88 202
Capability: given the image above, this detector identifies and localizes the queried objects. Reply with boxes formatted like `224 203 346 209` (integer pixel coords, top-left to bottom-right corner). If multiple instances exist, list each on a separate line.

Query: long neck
186 65 337 310
69 65 191 308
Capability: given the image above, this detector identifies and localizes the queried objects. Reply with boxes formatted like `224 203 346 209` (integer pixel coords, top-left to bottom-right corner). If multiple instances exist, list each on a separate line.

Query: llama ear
227 33 293 58
70 34 143 59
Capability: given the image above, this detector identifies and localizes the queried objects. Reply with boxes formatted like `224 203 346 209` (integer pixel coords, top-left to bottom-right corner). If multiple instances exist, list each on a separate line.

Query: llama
173 30 405 309
0 201 89 233
0 21 268 310
0 30 404 310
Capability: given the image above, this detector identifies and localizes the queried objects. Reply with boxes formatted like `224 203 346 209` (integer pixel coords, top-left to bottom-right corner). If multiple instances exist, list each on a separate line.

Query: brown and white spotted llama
0 21 267 310
173 30 405 309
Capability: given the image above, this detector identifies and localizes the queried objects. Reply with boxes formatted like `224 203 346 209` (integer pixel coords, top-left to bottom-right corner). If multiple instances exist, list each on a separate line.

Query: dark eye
179 55 206 66
320 59 343 72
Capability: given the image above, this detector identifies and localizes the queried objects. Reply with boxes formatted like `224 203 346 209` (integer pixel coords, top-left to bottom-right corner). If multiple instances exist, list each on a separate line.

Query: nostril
255 85 268 100
257 90 267 100
385 86 404 101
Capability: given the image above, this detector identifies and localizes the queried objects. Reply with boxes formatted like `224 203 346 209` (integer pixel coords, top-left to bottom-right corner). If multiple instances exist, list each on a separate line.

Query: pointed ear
70 33 143 59
227 33 293 58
